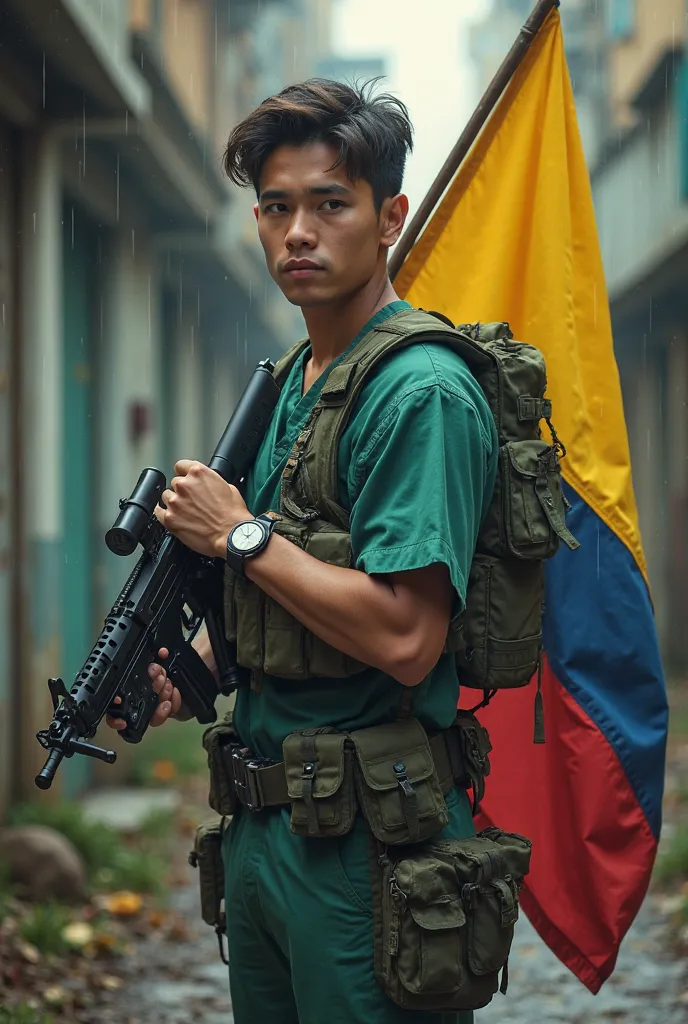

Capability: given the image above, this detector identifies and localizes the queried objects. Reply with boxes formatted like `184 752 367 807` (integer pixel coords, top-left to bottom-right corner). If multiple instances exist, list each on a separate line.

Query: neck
301 268 401 374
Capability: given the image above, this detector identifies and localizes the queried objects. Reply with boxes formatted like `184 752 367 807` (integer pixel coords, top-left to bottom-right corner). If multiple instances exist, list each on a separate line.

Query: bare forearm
244 533 428 685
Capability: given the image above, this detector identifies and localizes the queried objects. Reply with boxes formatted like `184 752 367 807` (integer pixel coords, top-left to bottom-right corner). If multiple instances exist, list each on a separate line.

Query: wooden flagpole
389 0 561 282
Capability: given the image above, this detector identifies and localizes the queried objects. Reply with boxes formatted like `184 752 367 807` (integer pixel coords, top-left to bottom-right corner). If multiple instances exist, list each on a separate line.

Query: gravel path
477 898 687 1023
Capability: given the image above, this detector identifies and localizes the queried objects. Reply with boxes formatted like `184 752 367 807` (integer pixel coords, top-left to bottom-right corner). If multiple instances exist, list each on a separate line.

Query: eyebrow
259 184 352 201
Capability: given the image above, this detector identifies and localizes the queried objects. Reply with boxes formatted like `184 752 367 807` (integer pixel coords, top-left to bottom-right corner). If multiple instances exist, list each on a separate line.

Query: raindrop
131 229 136 259
42 53 46 109
82 99 87 177
148 276 152 341
71 206 75 250
116 155 120 222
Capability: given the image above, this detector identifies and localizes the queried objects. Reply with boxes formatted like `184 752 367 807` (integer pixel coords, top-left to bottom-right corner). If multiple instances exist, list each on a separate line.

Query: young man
108 80 497 1023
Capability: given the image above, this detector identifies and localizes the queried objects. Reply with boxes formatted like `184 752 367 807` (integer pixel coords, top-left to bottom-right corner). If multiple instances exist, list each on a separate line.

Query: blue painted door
61 206 96 798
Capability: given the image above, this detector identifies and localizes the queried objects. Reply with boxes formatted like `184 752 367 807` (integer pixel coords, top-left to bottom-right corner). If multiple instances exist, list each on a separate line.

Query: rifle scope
105 468 166 557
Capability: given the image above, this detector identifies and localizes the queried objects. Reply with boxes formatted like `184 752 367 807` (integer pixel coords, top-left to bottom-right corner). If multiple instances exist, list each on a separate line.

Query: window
606 0 636 41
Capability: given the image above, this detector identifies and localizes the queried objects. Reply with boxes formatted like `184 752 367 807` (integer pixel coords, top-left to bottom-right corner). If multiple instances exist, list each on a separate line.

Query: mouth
282 261 324 279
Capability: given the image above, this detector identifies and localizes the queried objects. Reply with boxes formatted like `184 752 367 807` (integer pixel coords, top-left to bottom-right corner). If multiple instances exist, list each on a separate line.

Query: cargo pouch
450 555 544 690
202 716 240 816
189 818 230 964
283 728 357 837
496 440 578 559
452 712 492 814
352 718 448 845
373 827 532 1012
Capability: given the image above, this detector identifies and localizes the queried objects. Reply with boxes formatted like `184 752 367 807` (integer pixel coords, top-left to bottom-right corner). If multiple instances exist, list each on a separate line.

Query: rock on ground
0 825 88 904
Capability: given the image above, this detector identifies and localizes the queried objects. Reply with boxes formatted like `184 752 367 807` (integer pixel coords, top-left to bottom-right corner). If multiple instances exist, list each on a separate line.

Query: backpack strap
273 338 310 390
282 309 487 524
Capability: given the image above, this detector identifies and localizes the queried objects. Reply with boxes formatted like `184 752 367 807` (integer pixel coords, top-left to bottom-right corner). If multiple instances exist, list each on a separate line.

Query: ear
379 194 409 250
253 202 260 222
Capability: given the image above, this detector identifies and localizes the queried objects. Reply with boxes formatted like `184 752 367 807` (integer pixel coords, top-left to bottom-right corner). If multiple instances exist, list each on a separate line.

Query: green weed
19 902 71 957
7 803 120 879
6 803 165 894
654 824 688 885
0 1007 53 1024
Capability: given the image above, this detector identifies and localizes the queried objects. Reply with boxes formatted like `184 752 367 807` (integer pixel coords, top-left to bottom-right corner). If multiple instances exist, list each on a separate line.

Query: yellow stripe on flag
396 10 648 582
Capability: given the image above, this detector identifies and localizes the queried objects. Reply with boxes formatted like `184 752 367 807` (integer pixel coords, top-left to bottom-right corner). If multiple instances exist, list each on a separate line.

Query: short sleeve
349 380 495 608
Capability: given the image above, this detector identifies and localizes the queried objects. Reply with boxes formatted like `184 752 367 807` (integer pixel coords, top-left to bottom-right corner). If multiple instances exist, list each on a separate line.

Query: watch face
231 520 267 553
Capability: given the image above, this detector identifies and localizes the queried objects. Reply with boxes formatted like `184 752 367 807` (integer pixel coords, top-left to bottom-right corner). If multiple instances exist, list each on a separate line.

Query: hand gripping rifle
35 360 280 790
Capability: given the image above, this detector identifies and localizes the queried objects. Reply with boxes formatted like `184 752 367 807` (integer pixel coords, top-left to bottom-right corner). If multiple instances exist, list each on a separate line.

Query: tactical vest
223 308 578 711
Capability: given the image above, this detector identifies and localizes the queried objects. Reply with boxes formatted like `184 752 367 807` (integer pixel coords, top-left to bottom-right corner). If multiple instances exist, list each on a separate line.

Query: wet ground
106 827 687 1024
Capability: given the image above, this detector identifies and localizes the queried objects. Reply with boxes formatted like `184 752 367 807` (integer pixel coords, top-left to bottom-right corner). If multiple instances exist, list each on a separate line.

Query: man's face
254 141 404 308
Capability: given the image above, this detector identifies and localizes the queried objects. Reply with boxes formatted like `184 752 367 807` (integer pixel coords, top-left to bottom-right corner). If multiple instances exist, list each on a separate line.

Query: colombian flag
396 9 668 993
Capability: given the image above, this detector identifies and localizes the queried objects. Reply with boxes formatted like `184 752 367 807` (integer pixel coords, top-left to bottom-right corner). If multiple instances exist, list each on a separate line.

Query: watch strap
225 513 278 575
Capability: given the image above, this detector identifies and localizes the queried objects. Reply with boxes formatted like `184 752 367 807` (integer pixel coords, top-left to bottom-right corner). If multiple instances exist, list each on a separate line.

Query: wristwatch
225 513 277 575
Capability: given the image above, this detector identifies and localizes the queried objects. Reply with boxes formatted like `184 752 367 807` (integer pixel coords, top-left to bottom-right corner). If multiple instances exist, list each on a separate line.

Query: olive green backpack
229 308 579 722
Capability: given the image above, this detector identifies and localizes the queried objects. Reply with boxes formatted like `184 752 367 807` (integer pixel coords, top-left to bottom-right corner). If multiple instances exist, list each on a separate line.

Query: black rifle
35 359 279 790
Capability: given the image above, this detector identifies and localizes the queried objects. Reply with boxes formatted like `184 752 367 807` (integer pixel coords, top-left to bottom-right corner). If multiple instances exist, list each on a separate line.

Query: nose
284 208 317 251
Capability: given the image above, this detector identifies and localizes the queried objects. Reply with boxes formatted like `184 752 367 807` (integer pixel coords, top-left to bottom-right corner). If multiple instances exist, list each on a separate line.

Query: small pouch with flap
282 727 357 837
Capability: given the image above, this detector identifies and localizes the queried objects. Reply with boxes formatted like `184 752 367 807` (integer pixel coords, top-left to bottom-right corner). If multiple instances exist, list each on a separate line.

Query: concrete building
590 0 688 672
0 0 335 816
469 0 609 165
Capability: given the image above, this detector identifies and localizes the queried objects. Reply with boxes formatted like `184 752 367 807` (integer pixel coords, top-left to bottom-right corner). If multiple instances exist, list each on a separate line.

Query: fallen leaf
63 921 95 948
93 931 119 951
104 891 143 917
152 759 176 781
16 939 40 964
98 973 123 991
44 984 68 1006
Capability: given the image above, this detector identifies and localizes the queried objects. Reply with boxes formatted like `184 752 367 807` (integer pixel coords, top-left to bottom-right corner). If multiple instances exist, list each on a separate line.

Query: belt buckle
231 750 274 812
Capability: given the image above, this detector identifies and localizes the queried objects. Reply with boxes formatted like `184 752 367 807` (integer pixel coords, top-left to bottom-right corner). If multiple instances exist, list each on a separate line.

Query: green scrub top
233 301 498 760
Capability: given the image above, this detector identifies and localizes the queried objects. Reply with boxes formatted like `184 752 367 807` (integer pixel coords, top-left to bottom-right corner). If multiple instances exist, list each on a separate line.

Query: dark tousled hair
223 78 413 210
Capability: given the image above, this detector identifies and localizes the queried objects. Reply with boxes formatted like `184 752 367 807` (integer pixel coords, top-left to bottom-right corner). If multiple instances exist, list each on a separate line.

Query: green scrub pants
222 785 475 1024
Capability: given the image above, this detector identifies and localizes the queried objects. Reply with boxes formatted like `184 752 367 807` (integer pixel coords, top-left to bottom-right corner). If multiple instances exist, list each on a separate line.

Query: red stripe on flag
462 659 658 992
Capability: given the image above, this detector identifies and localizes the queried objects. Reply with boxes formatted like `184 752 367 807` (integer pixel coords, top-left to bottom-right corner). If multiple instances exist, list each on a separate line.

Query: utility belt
191 714 533 1013
202 711 492 844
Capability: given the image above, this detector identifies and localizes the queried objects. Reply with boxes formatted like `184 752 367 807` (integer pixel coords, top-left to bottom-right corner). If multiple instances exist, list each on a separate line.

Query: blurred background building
470 0 688 676
0 0 684 818
0 0 345 814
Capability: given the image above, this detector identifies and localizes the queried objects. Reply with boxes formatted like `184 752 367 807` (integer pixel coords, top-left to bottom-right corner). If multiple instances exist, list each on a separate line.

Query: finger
174 459 195 475
150 700 172 728
158 648 169 660
105 715 127 731
160 681 174 703
161 489 175 507
153 505 166 526
148 663 167 694
170 688 183 716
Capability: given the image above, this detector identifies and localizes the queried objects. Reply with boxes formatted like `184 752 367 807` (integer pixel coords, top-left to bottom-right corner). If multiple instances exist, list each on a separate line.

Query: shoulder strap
292 308 491 523
273 338 310 390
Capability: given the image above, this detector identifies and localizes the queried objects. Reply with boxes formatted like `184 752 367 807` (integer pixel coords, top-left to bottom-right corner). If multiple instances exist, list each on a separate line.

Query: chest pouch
373 826 532 1012
224 516 369 680
352 718 448 845
283 727 357 837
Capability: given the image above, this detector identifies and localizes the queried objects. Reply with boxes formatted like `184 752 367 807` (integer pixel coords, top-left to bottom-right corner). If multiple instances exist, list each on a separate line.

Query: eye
264 203 288 214
321 200 345 211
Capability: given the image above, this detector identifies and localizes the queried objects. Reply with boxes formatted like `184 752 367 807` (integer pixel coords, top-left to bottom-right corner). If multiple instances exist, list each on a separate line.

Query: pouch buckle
230 749 275 811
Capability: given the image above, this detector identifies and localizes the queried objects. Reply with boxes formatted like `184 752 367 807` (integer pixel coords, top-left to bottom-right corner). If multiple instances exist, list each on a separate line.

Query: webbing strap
279 309 490 521
225 728 460 811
